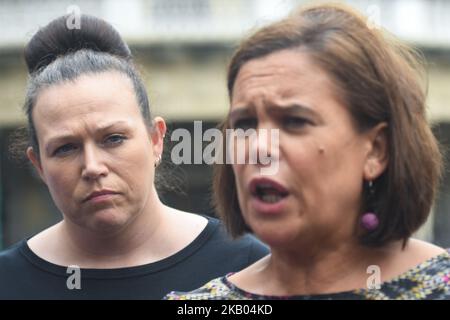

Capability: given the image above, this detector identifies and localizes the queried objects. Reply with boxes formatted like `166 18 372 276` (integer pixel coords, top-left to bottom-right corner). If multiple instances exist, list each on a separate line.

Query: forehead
231 49 339 106
33 71 142 135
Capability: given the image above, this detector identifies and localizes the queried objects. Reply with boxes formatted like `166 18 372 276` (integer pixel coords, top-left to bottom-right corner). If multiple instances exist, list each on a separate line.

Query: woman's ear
363 122 389 180
150 116 167 157
26 147 46 183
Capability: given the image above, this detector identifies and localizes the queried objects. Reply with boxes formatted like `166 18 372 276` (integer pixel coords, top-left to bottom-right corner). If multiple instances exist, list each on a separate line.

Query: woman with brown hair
166 3 450 299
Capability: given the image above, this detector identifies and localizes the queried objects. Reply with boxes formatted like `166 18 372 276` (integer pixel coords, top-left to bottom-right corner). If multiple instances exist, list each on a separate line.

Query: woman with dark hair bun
0 14 268 299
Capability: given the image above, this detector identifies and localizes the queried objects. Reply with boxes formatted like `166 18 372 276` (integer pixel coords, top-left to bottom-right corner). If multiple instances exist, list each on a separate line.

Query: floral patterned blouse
165 249 450 300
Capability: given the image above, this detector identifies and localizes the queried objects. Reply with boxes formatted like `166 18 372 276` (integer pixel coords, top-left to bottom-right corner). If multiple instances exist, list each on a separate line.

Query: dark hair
23 14 151 157
214 3 443 247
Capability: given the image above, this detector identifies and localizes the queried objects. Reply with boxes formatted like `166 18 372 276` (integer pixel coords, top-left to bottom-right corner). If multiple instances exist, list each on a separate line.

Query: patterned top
165 249 450 300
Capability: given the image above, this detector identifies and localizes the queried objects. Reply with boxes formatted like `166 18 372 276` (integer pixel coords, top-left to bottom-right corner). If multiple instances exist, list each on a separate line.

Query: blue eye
231 118 257 130
53 144 77 157
104 134 126 146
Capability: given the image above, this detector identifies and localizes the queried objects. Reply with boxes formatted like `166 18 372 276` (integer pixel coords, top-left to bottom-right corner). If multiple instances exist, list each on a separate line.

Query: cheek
231 164 245 193
298 137 365 206
43 165 78 205
284 138 321 177
112 134 154 166
283 136 353 199
231 164 250 214
111 143 155 190
287 131 364 178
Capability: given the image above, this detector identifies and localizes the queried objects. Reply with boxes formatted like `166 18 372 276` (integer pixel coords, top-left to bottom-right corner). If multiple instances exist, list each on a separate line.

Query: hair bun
24 14 131 73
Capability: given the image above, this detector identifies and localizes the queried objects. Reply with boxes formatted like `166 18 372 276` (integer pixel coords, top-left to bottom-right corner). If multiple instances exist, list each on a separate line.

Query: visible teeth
261 194 282 203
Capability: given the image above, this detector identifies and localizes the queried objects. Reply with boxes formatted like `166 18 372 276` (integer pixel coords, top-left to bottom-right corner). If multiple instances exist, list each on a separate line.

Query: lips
83 190 120 203
249 178 289 204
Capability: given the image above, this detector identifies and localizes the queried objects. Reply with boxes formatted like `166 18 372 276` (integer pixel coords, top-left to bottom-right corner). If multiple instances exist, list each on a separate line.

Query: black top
0 216 269 299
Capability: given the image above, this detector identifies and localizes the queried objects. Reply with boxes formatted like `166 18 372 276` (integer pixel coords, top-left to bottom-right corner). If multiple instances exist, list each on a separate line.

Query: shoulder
380 251 450 299
171 215 268 278
202 216 269 260
369 241 450 299
0 240 30 295
384 238 448 277
0 240 26 267
407 238 447 257
164 275 243 300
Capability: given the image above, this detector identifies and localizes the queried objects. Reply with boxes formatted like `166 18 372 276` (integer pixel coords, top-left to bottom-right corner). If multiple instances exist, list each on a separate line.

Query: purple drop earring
361 180 379 231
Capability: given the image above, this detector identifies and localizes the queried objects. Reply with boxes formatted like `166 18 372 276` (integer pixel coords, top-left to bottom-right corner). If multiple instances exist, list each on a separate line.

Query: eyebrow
229 107 253 124
229 103 323 123
267 104 322 121
44 121 132 154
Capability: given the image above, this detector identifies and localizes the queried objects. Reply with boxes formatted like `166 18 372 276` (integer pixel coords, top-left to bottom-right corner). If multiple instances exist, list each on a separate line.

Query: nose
81 143 109 181
249 125 280 166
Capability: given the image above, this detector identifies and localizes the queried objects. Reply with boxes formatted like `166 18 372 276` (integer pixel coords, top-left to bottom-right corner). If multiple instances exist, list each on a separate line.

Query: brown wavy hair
213 3 443 247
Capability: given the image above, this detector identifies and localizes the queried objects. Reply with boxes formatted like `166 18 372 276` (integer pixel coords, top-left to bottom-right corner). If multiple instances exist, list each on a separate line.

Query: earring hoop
154 154 162 168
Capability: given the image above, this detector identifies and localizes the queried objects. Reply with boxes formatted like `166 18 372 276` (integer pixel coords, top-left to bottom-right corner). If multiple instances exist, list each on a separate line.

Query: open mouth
250 178 289 204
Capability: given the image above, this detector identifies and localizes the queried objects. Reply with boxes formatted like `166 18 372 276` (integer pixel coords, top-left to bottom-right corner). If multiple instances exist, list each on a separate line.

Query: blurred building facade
0 0 449 248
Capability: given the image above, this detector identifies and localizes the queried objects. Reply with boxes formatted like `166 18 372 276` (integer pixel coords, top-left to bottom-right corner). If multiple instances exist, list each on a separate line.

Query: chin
258 231 299 248
249 221 300 248
87 210 132 234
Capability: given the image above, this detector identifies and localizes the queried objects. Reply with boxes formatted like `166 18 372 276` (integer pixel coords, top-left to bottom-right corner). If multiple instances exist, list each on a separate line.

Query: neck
259 239 402 295
57 189 170 267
